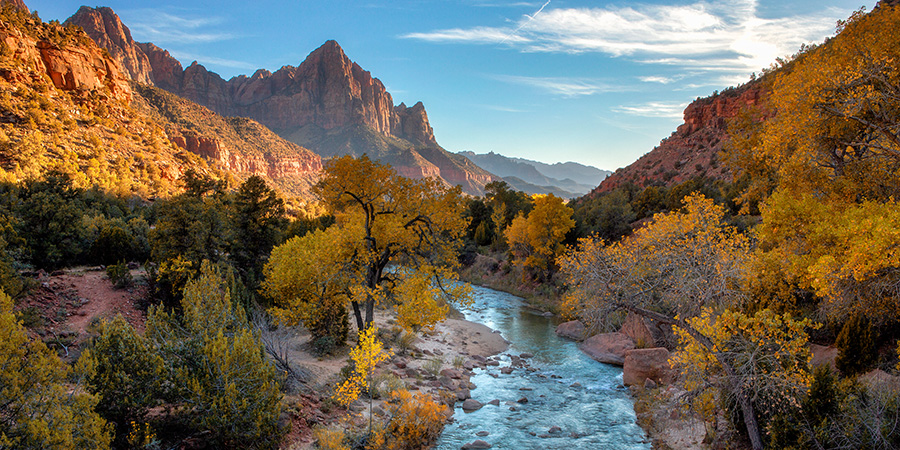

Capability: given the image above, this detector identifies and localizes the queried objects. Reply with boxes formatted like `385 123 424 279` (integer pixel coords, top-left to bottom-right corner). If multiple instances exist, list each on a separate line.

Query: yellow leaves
394 271 449 333
560 193 751 327
371 389 449 450
333 325 393 407
672 307 816 415
506 193 575 278
754 192 900 320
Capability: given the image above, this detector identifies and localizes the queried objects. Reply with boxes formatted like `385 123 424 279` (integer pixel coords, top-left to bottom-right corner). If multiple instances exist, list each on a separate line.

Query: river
435 284 651 449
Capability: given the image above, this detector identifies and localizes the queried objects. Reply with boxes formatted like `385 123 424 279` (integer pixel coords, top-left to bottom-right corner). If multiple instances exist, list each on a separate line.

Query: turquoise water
434 285 651 449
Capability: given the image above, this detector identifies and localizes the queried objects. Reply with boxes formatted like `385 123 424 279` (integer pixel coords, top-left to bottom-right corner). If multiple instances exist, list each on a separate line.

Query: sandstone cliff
591 80 765 195
67 6 495 195
0 9 131 102
65 6 152 84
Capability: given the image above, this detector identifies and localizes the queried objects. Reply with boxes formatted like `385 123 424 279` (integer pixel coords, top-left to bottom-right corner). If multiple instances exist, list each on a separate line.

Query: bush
106 260 132 288
369 390 448 450
836 315 876 376
83 316 165 445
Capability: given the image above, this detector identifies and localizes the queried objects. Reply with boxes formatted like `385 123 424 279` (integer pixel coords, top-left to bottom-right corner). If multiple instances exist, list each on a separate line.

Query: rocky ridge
0 6 320 199
591 80 765 195
67 7 496 195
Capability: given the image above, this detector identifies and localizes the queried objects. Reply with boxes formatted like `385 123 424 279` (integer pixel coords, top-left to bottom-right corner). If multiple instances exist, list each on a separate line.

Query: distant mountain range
457 151 610 198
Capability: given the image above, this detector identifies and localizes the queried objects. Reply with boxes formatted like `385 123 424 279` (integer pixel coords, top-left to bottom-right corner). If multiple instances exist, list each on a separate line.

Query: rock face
0 16 131 102
591 80 766 195
580 332 635 366
65 6 152 84
69 6 496 195
623 348 675 387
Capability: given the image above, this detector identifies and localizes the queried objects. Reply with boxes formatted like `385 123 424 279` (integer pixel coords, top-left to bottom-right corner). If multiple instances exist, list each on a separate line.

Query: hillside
0 4 320 199
67 6 497 195
589 79 766 196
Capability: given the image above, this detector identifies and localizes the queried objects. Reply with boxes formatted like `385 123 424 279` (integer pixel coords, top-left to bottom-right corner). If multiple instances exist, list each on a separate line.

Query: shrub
106 260 132 288
369 390 448 450
313 426 349 450
83 315 165 443
836 315 876 376
423 357 443 377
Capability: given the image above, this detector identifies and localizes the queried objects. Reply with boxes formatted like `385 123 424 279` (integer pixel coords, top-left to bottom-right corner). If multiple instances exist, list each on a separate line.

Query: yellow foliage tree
333 325 392 435
727 5 900 322
505 193 574 280
265 155 471 334
671 308 815 434
0 290 112 449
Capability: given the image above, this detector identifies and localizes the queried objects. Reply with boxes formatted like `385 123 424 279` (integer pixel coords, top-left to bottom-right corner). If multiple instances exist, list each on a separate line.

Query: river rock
519 352 534 359
488 399 500 406
476 431 490 437
456 388 471 401
622 347 674 386
580 332 635 366
462 399 483 411
441 368 464 379
556 320 587 341
619 312 665 347
548 426 562 434
462 440 492 449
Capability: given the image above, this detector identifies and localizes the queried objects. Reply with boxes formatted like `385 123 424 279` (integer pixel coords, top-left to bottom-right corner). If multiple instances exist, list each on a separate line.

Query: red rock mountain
0 9 132 102
66 6 495 195
591 80 765 195
0 7 322 199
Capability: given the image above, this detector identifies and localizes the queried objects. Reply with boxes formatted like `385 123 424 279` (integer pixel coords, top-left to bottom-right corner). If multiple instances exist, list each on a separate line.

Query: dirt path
16 266 147 358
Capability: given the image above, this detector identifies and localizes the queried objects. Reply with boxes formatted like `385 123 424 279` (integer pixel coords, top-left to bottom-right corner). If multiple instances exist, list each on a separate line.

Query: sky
29 0 873 171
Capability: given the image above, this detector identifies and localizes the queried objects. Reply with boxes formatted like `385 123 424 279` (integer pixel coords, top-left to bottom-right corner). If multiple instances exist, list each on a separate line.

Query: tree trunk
734 384 764 450
364 299 374 331
351 301 364 334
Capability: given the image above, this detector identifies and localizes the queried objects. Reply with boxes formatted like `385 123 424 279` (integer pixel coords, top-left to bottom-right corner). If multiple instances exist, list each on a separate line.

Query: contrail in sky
499 0 551 45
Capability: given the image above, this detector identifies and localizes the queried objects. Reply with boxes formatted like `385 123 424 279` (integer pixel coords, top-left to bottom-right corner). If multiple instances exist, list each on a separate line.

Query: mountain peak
65 5 153 84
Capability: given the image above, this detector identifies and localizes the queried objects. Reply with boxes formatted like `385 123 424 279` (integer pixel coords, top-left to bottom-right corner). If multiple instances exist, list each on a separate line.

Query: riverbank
285 310 509 449
459 253 564 313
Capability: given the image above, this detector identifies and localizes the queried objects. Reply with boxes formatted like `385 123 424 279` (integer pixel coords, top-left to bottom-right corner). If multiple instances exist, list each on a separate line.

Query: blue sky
30 0 872 170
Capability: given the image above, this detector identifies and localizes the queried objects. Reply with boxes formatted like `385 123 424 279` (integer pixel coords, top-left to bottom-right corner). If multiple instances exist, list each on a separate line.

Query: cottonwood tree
264 155 470 334
506 193 574 280
560 193 806 450
725 5 900 324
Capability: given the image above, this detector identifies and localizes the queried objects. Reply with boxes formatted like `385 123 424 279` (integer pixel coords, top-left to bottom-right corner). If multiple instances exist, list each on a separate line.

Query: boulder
580 332 635 366
619 312 665 347
809 344 838 371
461 399 483 411
623 347 674 387
556 320 587 341
462 440 492 449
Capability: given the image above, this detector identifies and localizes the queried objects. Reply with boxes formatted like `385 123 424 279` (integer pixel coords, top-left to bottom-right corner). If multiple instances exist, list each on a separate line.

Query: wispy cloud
492 74 621 97
168 51 257 71
122 10 237 45
402 0 849 79
639 76 676 84
612 101 687 119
